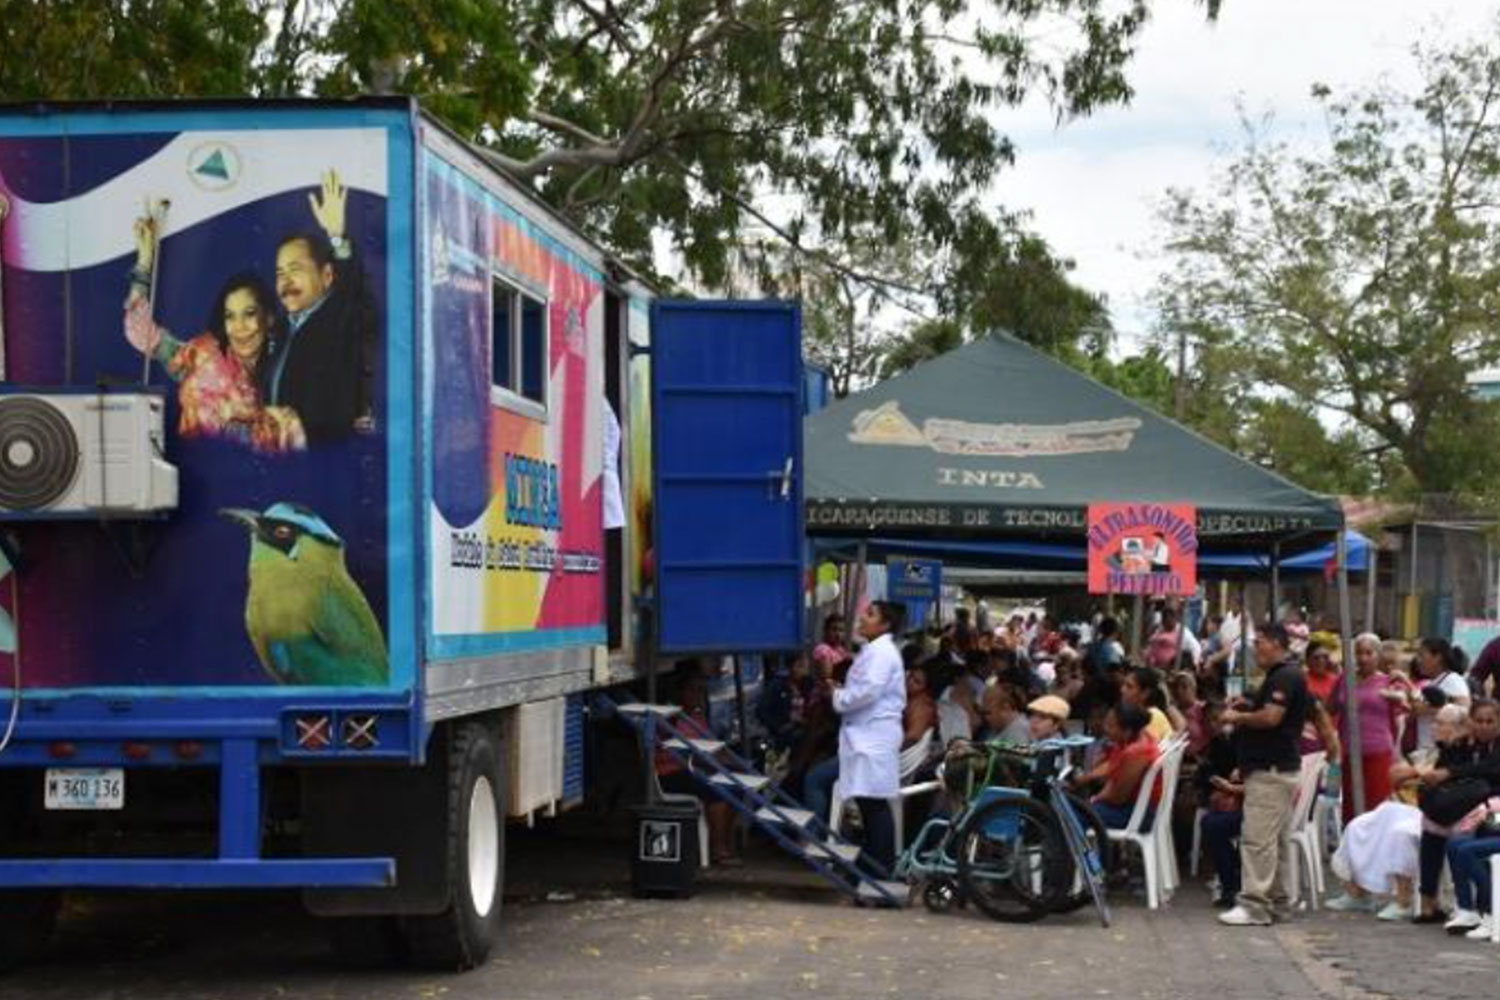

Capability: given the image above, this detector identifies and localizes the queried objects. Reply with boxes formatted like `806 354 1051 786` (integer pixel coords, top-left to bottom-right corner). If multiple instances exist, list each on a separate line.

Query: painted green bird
220 502 388 687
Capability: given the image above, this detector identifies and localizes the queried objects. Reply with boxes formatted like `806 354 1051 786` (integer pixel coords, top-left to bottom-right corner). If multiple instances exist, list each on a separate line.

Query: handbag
1477 810 1500 838
1454 796 1500 836
1418 777 1494 827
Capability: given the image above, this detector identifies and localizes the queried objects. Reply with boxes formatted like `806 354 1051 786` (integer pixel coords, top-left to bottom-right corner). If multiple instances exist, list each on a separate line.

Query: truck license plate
44 768 125 811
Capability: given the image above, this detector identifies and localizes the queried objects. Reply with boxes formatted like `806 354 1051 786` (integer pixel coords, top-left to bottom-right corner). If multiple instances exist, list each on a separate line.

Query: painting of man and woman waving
123 169 379 454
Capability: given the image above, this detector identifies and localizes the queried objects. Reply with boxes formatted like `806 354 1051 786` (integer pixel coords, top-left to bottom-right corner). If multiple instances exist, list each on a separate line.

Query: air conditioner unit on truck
0 98 805 972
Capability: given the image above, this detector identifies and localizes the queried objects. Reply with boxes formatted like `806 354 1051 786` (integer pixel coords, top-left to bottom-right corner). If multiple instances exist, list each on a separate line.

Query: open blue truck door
651 301 804 653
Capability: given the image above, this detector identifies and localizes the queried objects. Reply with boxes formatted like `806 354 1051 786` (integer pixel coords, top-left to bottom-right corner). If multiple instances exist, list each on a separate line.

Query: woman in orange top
1075 702 1160 830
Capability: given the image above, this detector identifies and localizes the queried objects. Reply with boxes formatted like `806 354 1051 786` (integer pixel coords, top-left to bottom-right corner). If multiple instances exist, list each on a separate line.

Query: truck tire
0 890 59 973
400 720 506 971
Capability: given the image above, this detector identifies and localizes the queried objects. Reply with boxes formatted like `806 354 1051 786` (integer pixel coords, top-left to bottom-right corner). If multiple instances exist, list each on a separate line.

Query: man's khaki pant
1236 768 1300 921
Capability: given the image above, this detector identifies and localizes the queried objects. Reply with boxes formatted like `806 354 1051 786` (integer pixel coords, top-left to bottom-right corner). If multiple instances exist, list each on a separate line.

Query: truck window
491 279 514 390
520 296 546 403
490 277 548 416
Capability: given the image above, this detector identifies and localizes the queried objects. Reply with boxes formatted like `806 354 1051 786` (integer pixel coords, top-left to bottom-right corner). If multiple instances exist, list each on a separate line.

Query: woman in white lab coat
832 600 908 870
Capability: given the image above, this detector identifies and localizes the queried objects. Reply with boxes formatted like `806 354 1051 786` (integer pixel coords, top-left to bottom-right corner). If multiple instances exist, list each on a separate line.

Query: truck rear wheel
0 890 59 973
400 720 506 971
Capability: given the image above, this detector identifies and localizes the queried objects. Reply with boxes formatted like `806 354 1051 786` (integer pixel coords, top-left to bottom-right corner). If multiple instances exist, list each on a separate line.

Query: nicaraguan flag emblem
187 141 240 190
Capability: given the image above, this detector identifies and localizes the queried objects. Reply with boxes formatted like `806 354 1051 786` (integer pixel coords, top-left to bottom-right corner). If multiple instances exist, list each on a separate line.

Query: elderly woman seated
1437 698 1500 937
1324 704 1468 920
1415 698 1500 927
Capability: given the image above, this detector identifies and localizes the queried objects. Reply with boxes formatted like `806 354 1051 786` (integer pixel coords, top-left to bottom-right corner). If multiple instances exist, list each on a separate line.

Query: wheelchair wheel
1051 792 1114 914
922 878 958 913
955 795 1069 923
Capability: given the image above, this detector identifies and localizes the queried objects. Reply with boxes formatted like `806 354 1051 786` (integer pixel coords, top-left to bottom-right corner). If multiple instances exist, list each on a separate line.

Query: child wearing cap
1028 695 1071 741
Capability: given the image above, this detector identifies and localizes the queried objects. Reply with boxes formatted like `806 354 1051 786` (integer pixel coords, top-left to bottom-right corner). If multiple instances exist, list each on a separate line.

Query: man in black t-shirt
1218 622 1309 927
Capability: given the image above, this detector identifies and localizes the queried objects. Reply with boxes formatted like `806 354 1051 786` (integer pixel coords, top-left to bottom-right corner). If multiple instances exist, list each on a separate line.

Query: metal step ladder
614 701 909 907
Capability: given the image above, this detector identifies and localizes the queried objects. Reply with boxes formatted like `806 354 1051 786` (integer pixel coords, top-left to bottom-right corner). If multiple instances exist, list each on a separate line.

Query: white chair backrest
1122 741 1181 835
1288 751 1328 834
899 728 936 782
937 700 972 746
1159 741 1187 806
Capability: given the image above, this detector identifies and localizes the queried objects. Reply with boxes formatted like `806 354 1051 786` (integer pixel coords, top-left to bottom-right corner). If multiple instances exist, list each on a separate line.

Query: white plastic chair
1104 742 1183 909
1189 806 1207 878
1489 853 1500 943
830 728 937 851
1283 751 1328 908
1155 741 1188 895
1151 731 1190 891
1311 791 1340 871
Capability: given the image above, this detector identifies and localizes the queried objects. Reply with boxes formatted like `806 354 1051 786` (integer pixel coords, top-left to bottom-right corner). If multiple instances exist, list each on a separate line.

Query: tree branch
564 0 638 55
662 153 932 316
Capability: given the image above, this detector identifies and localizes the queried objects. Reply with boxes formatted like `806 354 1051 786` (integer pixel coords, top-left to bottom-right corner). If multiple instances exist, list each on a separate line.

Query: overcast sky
992 0 1499 351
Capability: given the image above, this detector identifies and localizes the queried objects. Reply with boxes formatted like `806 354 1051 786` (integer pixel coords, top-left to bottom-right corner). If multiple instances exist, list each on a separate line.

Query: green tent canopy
805 335 1344 547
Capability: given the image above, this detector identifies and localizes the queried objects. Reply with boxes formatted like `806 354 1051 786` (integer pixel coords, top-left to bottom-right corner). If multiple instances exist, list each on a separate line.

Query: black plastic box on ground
629 799 700 898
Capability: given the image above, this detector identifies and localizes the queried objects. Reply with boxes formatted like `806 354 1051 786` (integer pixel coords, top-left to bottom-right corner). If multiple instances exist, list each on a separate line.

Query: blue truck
0 98 804 970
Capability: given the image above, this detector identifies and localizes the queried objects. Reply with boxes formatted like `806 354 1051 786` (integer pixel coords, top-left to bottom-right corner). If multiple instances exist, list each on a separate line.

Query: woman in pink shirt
812 614 849 673
1343 633 1397 822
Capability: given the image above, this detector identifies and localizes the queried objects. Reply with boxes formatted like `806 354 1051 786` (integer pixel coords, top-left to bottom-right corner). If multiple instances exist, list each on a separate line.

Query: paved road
5 830 1498 999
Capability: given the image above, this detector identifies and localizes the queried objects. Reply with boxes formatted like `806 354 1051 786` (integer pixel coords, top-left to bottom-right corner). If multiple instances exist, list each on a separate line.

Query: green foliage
1237 399 1375 496
943 228 1112 361
0 0 266 97
0 0 1220 305
1086 346 1177 416
1155 32 1500 499
766 219 1114 396
879 318 966 381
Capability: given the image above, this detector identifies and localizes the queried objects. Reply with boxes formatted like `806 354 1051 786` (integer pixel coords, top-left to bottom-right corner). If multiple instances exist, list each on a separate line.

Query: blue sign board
888 558 942 603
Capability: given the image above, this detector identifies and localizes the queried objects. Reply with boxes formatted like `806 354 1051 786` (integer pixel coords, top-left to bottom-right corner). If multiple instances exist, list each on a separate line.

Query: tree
724 230 924 397
1086 345 1178 417
1 0 1222 300
854 218 1113 387
878 318 965 380
1155 34 1500 497
1237 399 1376 496
944 228 1113 362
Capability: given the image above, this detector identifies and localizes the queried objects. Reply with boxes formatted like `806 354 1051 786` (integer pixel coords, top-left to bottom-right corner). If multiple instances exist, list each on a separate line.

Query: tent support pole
849 541 868 629
1236 582 1250 698
1366 545 1378 634
1488 536 1495 620
1131 595 1145 658
1339 530 1364 817
1493 538 1500 621
1408 523 1419 639
733 654 749 757
1171 595 1187 675
1270 542 1282 623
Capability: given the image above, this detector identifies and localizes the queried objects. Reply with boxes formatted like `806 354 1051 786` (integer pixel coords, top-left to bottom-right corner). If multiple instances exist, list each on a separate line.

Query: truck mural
0 99 803 974
0 124 395 690
423 151 604 653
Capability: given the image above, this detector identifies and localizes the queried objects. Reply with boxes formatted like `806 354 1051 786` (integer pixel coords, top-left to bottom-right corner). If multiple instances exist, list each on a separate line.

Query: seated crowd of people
690 600 1500 937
